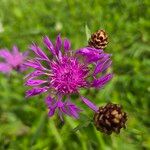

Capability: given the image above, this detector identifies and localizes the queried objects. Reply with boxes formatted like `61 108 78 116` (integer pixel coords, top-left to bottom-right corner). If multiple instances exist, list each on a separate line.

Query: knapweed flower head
24 34 113 120
88 29 108 49
94 103 127 134
0 46 28 73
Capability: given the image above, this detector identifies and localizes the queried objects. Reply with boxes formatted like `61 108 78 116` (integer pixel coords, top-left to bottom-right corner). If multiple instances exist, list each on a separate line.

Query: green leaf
72 114 92 132
72 120 91 132
85 24 91 42
31 112 47 145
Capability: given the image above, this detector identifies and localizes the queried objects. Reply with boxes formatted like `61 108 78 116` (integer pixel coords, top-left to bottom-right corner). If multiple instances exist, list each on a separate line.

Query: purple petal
69 105 81 119
45 97 64 118
0 63 12 73
43 36 55 55
98 54 111 64
65 101 81 112
81 96 98 112
64 39 71 52
57 100 64 107
76 47 103 55
24 70 46 79
30 43 49 61
101 60 112 72
26 87 48 97
48 108 56 117
76 47 103 63
12 45 19 55
62 106 79 119
19 64 28 72
55 34 62 55
57 101 65 121
46 96 59 108
45 96 57 117
70 110 79 118
92 73 113 88
45 96 55 106
24 59 46 71
58 51 63 61
93 59 112 75
23 51 29 57
0 49 12 61
25 78 47 86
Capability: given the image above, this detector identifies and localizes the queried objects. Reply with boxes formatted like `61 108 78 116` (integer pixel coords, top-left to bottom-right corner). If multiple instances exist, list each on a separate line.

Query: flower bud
88 29 108 49
94 103 127 134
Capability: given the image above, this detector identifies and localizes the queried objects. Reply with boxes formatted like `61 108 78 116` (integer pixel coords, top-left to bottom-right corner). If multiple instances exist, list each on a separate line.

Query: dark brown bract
94 103 127 135
88 29 108 49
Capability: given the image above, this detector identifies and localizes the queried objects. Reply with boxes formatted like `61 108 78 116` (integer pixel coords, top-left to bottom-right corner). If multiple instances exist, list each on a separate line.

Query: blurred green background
0 0 149 149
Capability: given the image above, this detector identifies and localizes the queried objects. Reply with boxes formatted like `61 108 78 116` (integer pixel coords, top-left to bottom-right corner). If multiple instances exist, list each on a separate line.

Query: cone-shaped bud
94 103 127 134
88 29 108 49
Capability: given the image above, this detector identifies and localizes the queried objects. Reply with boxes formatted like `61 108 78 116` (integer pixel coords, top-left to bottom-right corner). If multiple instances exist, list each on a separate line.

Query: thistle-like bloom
0 46 28 73
24 34 113 120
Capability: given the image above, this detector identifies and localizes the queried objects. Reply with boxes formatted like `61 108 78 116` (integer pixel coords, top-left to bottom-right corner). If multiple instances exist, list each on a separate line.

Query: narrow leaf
85 24 91 42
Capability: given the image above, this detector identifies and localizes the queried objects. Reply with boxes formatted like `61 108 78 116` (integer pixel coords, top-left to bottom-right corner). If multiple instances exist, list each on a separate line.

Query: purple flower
25 34 113 119
0 46 28 73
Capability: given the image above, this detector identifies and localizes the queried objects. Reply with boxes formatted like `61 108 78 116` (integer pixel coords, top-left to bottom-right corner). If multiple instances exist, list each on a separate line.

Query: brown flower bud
88 29 108 49
94 103 127 135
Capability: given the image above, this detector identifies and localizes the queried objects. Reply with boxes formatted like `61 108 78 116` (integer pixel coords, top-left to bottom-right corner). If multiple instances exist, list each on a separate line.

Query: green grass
0 0 149 149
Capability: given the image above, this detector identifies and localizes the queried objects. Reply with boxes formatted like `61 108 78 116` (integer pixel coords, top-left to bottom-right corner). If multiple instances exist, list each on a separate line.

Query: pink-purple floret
24 34 113 120
0 46 28 73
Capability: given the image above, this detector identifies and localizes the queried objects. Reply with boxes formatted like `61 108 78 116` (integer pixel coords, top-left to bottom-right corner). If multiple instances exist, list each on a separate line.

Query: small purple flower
0 46 28 73
25 34 113 119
